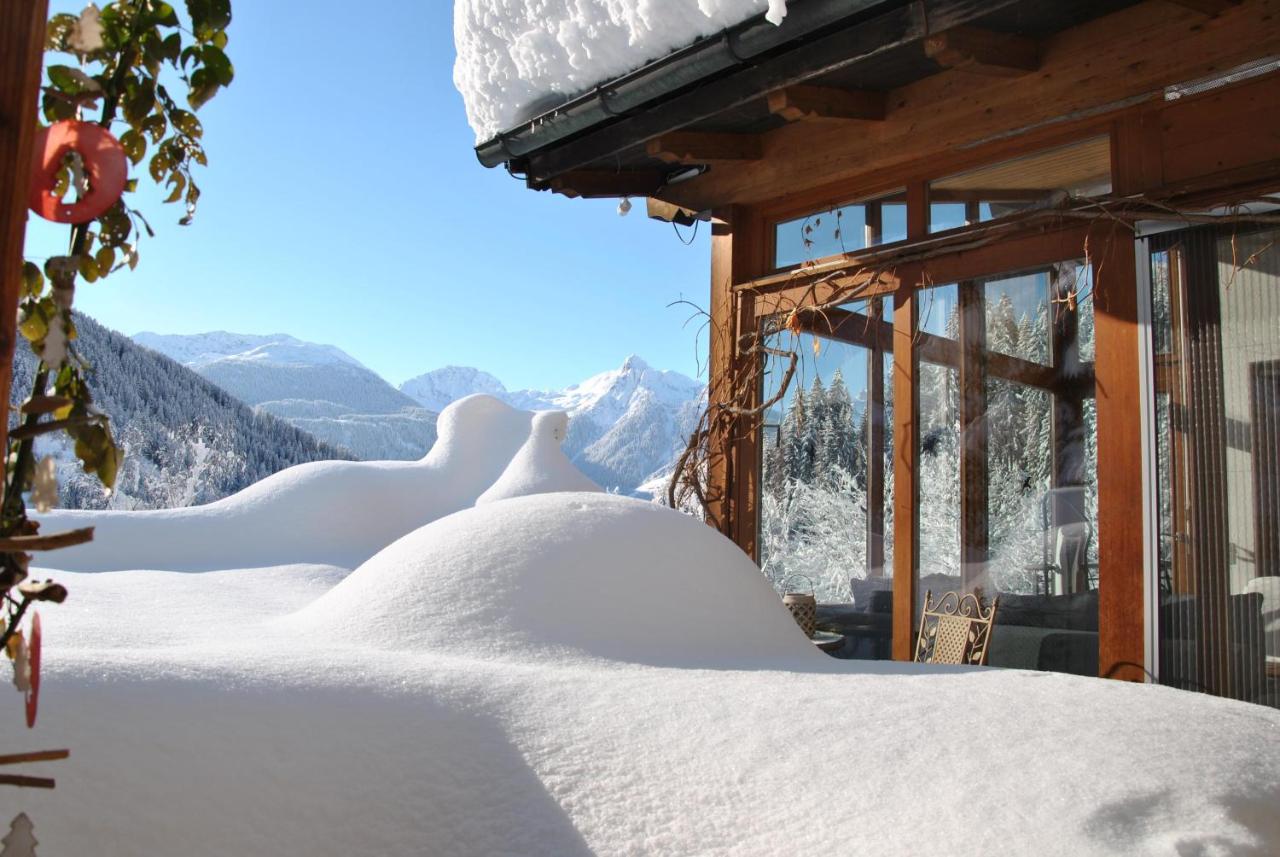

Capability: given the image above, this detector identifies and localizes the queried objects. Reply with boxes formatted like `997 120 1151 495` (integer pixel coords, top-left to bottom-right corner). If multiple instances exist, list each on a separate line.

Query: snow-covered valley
137 330 703 497
7 395 1278 856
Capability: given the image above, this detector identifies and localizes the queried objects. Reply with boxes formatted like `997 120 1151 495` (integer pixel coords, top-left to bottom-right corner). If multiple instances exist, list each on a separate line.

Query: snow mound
454 0 787 142
35 395 588 572
293 491 818 667
477 411 601 504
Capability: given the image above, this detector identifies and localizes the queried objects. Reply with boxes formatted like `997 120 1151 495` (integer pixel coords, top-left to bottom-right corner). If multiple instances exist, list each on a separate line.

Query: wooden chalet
475 0 1280 706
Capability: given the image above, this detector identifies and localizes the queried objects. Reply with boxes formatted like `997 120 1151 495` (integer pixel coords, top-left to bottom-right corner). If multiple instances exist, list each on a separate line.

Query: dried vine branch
667 190 1279 522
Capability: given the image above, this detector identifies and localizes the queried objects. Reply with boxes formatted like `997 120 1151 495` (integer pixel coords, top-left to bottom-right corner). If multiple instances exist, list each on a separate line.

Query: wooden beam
867 297 887 578
1094 232 1146 682
923 25 1040 77
766 85 886 123
1162 0 1241 14
958 280 989 590
646 131 762 165
1 0 50 469
892 182 927 661
657 0 1280 211
540 169 665 199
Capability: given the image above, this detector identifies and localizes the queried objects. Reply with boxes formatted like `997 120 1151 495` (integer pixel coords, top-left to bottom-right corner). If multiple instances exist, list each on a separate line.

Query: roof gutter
473 0 898 169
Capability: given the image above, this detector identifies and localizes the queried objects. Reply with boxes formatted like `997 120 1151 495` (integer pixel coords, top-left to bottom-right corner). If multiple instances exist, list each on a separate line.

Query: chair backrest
914 590 1000 666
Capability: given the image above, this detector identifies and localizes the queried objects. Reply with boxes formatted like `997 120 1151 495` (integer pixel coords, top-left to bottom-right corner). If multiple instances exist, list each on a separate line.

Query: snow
475 412 602 504
454 1 789 142
34 395 563 571
400 365 508 412
9 391 1280 856
134 329 438 461
134 331 366 371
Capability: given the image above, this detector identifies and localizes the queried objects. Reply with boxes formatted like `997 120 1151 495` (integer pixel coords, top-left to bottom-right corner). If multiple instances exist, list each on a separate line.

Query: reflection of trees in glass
760 287 1097 602
761 370 876 601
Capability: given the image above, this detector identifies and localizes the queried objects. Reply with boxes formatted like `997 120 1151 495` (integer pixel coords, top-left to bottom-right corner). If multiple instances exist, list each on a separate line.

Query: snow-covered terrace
10 395 1280 854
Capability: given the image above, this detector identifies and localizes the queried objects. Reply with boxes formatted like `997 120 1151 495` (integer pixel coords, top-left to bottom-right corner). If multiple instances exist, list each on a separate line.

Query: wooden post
0 1 49 475
707 205 764 556
1093 230 1146 681
867 296 886 577
958 279 988 591
892 181 927 660
707 208 739 540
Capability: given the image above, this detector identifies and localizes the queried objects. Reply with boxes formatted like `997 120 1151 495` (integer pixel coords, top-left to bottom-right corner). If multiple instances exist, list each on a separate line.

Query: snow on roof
454 0 788 142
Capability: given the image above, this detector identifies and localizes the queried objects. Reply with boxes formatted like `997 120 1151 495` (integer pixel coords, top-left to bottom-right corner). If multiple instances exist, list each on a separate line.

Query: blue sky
25 2 711 391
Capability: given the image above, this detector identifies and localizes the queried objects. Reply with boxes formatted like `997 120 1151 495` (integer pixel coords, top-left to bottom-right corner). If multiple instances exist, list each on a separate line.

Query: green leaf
123 77 157 127
164 172 186 204
150 3 180 28
159 32 182 65
45 14 79 52
200 45 234 86
148 149 171 183
95 246 117 274
171 109 202 138
119 129 147 165
187 68 219 111
78 255 100 284
18 304 49 343
21 262 44 298
143 112 168 143
47 65 87 94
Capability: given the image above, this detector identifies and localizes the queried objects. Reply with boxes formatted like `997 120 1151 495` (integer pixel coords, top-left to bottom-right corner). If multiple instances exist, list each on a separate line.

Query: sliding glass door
1150 225 1280 709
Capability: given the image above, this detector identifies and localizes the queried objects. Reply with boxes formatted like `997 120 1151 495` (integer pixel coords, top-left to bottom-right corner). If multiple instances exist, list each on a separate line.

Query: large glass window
909 266 1098 677
759 297 895 659
1150 225 1280 709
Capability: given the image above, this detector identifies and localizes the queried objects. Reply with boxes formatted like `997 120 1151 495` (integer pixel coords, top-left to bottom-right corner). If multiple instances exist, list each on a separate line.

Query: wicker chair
913 590 999 666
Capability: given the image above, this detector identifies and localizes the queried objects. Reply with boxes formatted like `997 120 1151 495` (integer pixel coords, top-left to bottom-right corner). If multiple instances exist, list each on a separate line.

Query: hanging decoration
28 120 128 224
23 614 40 729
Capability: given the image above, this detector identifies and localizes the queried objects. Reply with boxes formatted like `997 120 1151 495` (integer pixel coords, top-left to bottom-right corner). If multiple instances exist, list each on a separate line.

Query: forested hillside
10 314 354 510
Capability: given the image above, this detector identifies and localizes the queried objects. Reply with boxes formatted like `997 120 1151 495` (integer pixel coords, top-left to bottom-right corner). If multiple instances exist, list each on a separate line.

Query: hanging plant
3 0 234 736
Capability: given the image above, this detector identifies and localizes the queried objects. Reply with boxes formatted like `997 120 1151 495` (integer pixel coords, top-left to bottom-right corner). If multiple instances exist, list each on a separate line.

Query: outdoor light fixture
618 197 633 216
664 165 708 185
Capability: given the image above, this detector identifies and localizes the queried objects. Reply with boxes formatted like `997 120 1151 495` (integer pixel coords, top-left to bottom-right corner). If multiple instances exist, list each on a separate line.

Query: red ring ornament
29 120 128 224
24 612 41 728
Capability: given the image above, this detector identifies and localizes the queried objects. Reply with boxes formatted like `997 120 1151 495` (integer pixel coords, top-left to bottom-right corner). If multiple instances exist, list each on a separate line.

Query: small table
811 630 846 654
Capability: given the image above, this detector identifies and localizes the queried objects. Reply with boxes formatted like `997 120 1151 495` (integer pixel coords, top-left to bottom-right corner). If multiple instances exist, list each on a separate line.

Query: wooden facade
474 0 1280 703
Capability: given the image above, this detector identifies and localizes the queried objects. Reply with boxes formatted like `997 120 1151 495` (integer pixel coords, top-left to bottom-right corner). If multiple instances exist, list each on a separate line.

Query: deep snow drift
9 395 1279 856
35 395 600 571
292 492 815 667
454 0 788 141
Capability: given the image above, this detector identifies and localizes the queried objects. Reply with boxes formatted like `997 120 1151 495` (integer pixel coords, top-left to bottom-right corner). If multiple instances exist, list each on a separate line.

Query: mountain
403 355 704 496
10 314 355 510
399 366 507 412
134 331 437 460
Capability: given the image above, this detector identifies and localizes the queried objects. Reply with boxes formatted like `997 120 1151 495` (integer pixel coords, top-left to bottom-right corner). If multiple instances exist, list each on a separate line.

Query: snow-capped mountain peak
400 366 508 413
133 331 366 371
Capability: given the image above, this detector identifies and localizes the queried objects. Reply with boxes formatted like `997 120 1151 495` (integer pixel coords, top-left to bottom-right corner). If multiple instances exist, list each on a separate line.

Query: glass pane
918 283 960 342
759 299 895 660
930 136 1112 231
775 204 866 268
1153 227 1280 709
929 202 967 234
882 203 907 244
773 193 908 268
983 271 1051 364
917 358 961 590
